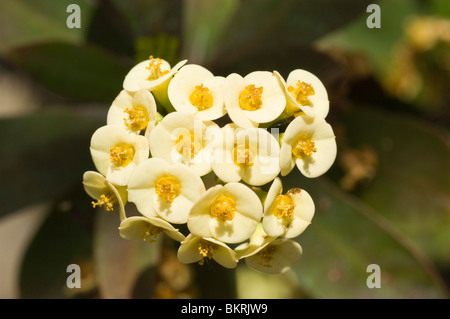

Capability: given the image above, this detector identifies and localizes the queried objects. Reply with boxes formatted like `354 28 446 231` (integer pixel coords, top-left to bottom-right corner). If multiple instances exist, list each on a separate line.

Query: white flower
123 56 187 93
240 237 303 275
123 56 187 112
280 114 337 178
168 64 226 121
82 171 127 221
177 234 238 269
119 215 185 243
127 158 206 224
187 182 262 244
90 125 149 186
262 177 314 238
235 224 303 274
148 112 220 176
106 89 157 139
274 69 329 119
224 71 286 128
212 125 280 186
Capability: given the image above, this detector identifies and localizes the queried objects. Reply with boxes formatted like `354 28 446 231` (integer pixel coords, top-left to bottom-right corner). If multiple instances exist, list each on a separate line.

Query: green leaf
317 0 418 78
93 206 161 299
0 109 103 216
134 34 180 65
85 0 135 57
182 0 239 64
208 0 378 68
284 175 449 298
7 42 132 103
19 202 94 299
340 107 450 266
0 0 93 53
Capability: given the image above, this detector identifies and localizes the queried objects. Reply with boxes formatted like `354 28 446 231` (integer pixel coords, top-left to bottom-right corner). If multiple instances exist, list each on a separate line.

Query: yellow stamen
92 193 116 212
288 80 315 105
142 225 161 242
189 84 214 111
123 105 149 132
210 194 236 222
198 239 215 265
146 55 169 81
272 194 296 219
239 84 263 111
258 245 276 268
110 143 135 167
291 133 317 159
155 176 181 203
175 131 204 159
232 140 255 167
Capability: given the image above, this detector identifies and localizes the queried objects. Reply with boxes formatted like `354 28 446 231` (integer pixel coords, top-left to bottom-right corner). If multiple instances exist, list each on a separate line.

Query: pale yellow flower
212 125 280 186
127 157 206 224
90 125 149 186
168 64 226 121
106 89 157 139
148 112 220 176
187 182 263 244
274 69 329 119
119 215 185 243
82 171 127 221
123 56 187 112
177 234 238 269
235 224 303 274
224 71 286 128
280 114 336 178
123 56 187 92
262 177 314 238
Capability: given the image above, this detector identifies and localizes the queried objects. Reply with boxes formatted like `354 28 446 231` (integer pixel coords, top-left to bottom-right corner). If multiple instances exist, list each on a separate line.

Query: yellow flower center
123 105 149 132
239 84 263 111
142 224 161 242
175 131 204 159
92 193 116 212
198 239 216 265
146 55 169 81
258 245 276 268
210 194 236 222
272 194 296 219
232 142 255 167
155 176 181 203
189 84 214 110
291 133 317 159
110 143 135 167
288 80 315 105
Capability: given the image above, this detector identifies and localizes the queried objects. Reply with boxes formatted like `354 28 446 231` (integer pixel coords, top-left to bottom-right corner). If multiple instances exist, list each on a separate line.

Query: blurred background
0 0 449 299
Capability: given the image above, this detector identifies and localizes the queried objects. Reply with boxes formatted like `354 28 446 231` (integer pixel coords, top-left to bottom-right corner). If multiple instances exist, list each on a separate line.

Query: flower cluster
83 56 337 275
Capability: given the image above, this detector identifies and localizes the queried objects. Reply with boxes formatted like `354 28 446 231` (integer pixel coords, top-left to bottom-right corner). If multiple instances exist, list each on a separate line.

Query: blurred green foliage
0 0 449 299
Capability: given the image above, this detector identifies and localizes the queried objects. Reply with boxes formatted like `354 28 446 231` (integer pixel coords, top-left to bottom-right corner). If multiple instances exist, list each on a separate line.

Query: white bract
262 177 314 238
82 171 127 221
212 125 280 186
274 69 329 119
119 215 185 243
148 111 220 176
187 182 263 244
89 125 149 186
127 157 206 224
106 89 157 139
177 234 238 269
280 114 337 178
168 64 226 121
224 71 286 128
